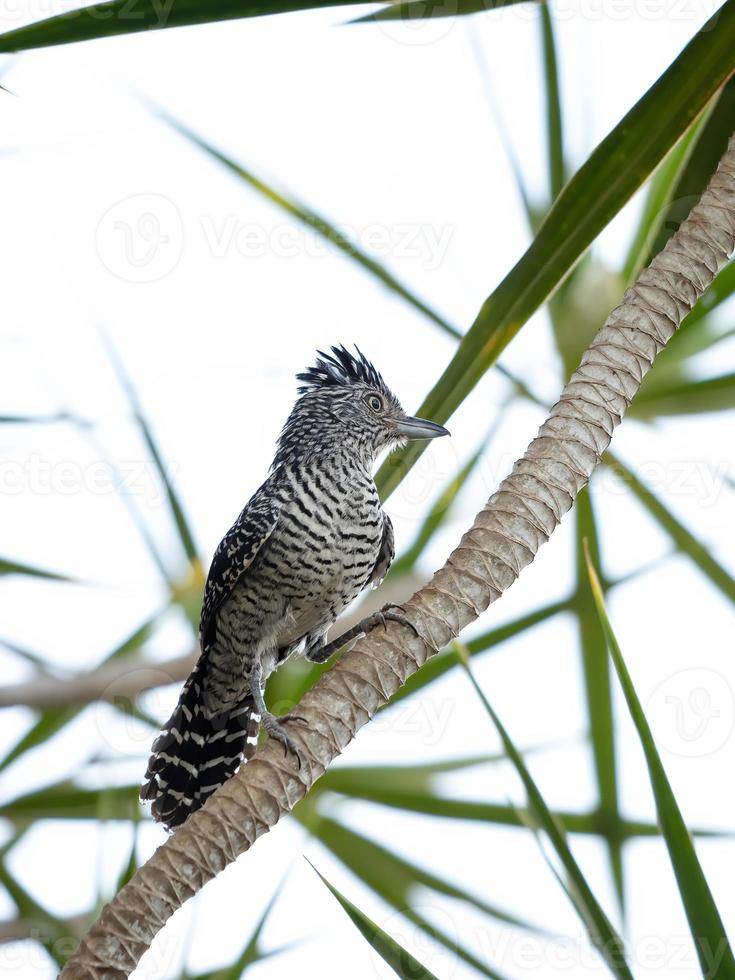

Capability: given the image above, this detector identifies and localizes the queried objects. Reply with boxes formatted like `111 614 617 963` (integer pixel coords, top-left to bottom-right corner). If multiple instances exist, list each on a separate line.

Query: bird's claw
261 712 306 769
372 603 419 638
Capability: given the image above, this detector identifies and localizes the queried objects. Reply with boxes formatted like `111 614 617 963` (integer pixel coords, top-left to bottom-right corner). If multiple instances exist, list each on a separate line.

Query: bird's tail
140 661 259 829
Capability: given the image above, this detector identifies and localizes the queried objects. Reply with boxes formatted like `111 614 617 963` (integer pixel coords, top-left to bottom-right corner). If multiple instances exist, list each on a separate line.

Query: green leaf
190 879 288 979
375 1 735 500
466 28 539 232
300 812 546 936
622 116 705 284
271 596 570 712
319 780 677 840
0 838 75 967
574 489 624 914
352 0 529 24
390 425 496 576
604 453 735 604
584 548 735 980
0 0 378 51
309 862 440 980
682 259 735 329
0 557 71 581
0 412 77 424
0 613 161 774
638 72 735 272
318 753 511 797
102 333 199 567
629 372 735 419
454 643 633 980
0 707 78 774
0 781 140 823
114 821 141 894
387 597 571 707
159 110 460 342
539 2 564 202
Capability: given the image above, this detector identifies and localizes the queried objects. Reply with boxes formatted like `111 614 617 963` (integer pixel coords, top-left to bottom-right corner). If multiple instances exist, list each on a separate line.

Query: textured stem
61 135 735 980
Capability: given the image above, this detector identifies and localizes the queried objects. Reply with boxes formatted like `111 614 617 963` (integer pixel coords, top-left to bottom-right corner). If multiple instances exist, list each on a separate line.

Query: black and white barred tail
140 662 259 829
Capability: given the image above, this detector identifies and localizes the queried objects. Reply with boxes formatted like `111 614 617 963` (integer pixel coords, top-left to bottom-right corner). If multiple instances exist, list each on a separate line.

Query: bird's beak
396 416 450 441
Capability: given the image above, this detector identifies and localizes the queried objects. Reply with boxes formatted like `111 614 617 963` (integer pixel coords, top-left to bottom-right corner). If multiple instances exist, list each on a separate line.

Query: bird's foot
362 602 419 638
260 710 307 769
308 603 420 664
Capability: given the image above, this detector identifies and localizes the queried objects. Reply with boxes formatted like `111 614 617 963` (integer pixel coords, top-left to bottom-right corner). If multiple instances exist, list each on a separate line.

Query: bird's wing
369 510 394 588
199 487 279 646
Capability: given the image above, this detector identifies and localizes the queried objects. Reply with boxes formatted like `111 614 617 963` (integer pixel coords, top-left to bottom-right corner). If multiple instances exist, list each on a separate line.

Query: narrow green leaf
622 109 709 284
318 753 511 797
466 27 539 232
386 597 571 707
319 781 676 839
376 2 735 500
0 557 71 581
604 453 735 604
584 549 735 980
309 862 440 980
114 822 141 894
0 846 73 967
390 425 496 576
101 334 200 567
0 636 62 673
640 72 735 271
0 0 377 51
301 812 546 936
630 372 735 419
191 879 288 979
0 613 162 774
0 782 140 823
0 412 76 424
575 489 624 914
158 110 460 342
682 260 735 329
454 643 633 979
0 707 78 774
273 596 570 711
539 2 564 202
353 0 529 23
84 428 175 588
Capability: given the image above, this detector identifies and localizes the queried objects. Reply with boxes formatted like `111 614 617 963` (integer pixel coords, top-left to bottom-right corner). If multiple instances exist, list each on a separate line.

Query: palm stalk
60 134 735 980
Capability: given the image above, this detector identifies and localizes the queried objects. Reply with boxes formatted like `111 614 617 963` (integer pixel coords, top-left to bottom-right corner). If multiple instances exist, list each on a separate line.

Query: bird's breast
267 462 383 643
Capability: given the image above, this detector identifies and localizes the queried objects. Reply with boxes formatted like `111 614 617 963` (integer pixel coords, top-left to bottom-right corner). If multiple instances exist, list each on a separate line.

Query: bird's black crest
297 345 390 396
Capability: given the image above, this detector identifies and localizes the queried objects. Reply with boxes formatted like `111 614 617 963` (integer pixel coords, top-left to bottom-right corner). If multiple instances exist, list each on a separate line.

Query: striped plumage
141 346 448 828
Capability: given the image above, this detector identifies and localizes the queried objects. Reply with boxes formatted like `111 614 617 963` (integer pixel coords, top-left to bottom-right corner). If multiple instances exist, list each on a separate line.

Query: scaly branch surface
61 134 735 979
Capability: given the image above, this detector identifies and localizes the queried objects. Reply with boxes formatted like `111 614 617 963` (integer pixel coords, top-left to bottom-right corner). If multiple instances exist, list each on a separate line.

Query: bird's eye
368 394 383 413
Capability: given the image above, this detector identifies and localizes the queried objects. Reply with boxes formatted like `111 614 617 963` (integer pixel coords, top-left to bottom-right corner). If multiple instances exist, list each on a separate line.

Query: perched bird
141 345 449 828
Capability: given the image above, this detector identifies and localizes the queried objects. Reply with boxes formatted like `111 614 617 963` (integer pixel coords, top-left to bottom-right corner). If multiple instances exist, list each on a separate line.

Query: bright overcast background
0 2 734 979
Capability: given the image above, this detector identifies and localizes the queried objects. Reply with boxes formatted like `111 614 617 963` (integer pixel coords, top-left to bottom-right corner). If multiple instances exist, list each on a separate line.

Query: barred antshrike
141 346 449 828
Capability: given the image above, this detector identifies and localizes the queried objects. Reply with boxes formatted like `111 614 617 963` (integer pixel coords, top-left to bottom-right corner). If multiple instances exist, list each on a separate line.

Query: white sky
0 2 734 978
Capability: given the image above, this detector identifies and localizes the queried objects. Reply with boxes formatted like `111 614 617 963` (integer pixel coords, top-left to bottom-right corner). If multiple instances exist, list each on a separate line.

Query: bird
140 345 449 828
